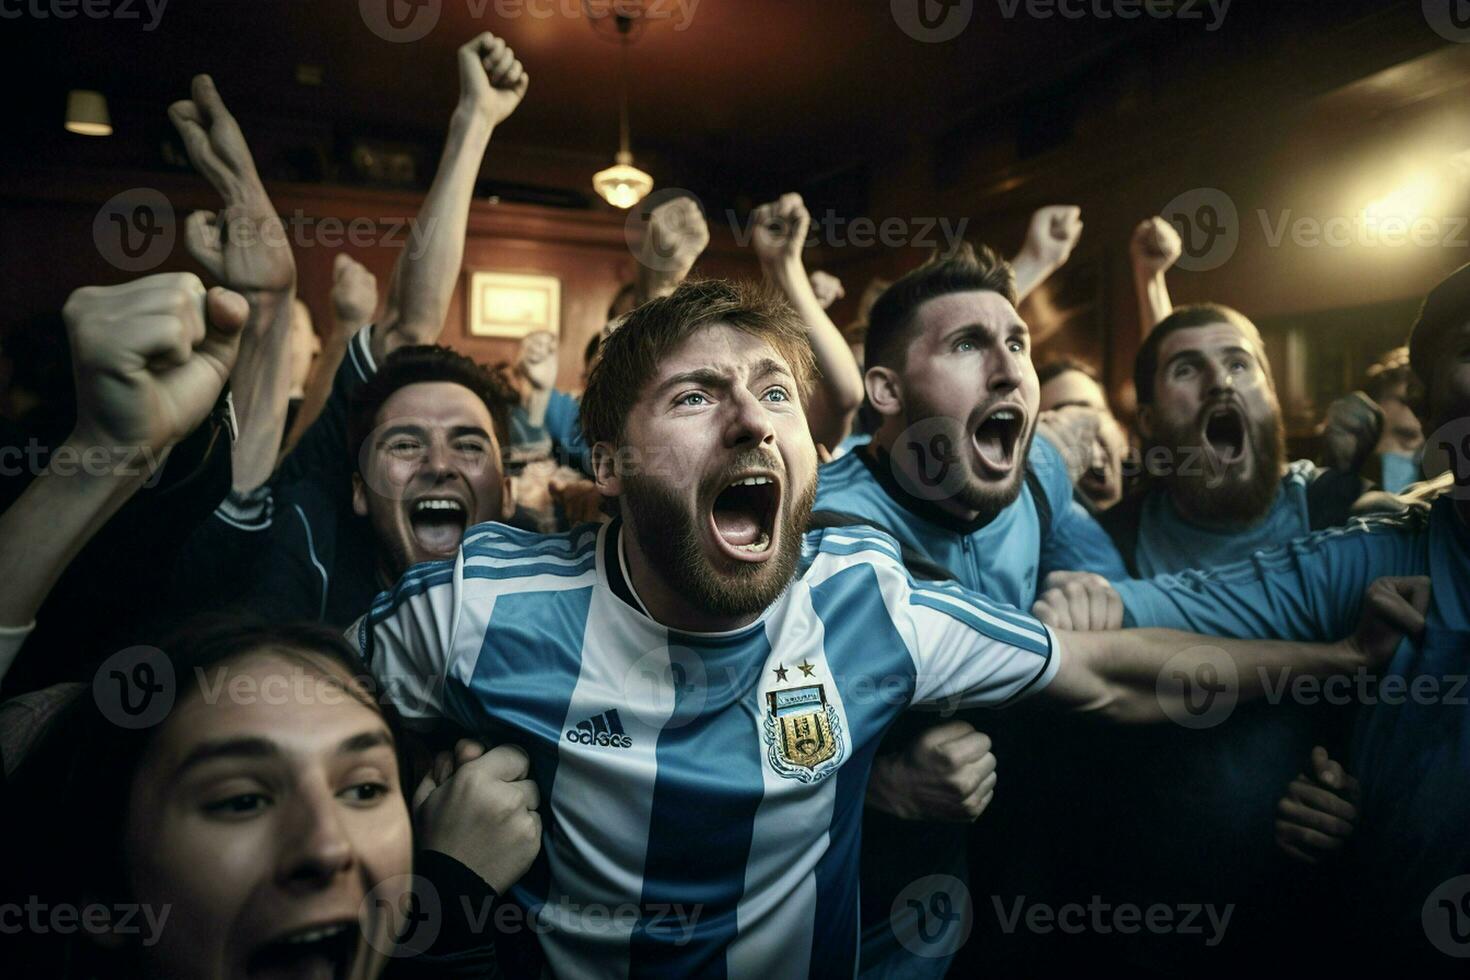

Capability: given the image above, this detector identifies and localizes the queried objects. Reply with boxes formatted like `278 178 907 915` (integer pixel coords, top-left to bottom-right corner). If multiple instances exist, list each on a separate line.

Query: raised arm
751 193 865 451
280 253 379 458
1039 577 1428 723
372 32 528 363
1010 205 1083 304
168 74 297 493
0 274 248 682
1130 216 1181 335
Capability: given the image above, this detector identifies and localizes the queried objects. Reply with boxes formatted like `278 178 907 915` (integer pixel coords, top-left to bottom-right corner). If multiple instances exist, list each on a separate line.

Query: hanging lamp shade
65 90 112 136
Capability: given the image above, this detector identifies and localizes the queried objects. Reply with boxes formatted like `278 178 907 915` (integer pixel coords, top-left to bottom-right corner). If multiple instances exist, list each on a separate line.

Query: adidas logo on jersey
565 708 633 748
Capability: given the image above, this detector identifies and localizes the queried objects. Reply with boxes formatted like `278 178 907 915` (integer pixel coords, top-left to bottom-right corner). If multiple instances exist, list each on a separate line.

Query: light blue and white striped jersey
353 518 1061 978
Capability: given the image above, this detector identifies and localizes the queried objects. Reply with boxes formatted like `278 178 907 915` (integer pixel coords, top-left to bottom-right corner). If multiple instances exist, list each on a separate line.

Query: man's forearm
280 327 352 460
1067 627 1365 724
1134 268 1172 335
378 107 493 358
765 258 863 449
229 290 295 492
1010 251 1057 304
0 438 151 629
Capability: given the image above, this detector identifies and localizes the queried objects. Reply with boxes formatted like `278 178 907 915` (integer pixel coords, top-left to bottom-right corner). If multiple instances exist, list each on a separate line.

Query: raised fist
809 270 845 310
168 75 295 298
331 253 380 333
64 272 250 456
751 193 812 269
638 196 709 277
458 32 529 129
1130 216 1182 276
1018 205 1083 272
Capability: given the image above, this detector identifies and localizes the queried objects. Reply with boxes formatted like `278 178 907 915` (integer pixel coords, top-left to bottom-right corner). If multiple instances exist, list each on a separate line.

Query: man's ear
1135 404 1155 442
500 474 516 520
352 473 369 518
864 365 904 418
591 442 623 499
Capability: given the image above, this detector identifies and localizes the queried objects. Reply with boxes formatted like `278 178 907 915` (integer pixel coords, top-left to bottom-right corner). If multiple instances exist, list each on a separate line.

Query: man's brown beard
621 459 817 621
901 397 1031 523
1148 405 1286 527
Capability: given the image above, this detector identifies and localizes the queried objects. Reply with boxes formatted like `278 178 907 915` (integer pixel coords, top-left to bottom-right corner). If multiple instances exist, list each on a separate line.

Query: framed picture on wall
467 271 561 339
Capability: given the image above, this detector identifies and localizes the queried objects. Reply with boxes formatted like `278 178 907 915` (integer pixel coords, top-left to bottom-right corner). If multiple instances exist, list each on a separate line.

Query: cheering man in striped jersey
353 278 1421 978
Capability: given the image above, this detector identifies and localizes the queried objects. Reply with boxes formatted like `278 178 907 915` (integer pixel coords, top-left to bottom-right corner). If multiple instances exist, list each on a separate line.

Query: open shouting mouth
408 494 469 556
972 404 1026 477
1201 403 1248 465
247 918 363 980
708 472 782 564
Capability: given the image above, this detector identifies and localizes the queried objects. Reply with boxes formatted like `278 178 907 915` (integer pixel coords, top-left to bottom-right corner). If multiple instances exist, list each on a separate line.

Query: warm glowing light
65 90 112 136
593 152 653 209
1362 172 1440 226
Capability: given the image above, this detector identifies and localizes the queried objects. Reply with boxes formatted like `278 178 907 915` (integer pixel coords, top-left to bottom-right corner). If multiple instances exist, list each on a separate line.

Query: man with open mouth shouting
350 277 1419 979
1101 302 1364 577
812 243 1129 976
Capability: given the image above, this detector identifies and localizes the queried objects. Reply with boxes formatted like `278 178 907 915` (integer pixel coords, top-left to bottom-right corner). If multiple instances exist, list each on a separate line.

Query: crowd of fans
1 29 1467 980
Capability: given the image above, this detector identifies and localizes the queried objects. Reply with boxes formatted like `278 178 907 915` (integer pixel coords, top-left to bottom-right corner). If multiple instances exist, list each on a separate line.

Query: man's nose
724 388 776 448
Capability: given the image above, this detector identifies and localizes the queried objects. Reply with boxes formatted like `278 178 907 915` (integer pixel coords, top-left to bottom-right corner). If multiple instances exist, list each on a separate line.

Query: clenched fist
1018 205 1083 273
64 272 250 456
639 195 709 277
1032 570 1123 632
809 270 845 310
331 253 379 334
867 721 998 823
458 32 529 129
414 741 542 894
751 193 812 271
1131 216 1182 277
1275 746 1359 865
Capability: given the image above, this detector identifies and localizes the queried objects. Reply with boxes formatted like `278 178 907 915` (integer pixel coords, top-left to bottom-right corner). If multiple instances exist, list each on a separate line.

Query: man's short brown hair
580 278 817 447
863 243 1017 372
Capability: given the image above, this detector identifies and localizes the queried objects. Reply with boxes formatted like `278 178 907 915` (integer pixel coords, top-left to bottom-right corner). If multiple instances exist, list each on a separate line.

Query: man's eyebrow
657 368 733 394
447 425 492 440
1162 348 1208 371
376 423 427 440
750 357 794 382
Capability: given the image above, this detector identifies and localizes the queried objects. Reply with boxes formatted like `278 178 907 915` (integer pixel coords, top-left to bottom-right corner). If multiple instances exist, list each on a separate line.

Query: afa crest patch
764 684 845 783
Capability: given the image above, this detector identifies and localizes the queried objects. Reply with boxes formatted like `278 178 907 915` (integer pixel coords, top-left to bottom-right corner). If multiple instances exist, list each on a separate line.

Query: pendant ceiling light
65 89 112 136
592 14 652 209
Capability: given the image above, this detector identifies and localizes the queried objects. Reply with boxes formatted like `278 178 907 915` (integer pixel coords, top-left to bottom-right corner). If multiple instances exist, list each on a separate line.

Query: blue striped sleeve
1114 509 1432 640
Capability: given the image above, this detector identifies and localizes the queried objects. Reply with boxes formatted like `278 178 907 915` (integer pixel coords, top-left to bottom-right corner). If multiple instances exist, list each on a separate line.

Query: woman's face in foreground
122 648 413 980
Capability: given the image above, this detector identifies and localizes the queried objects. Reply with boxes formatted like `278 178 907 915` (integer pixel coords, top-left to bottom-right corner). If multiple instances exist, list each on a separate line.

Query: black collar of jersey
859 442 1000 535
602 519 643 614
